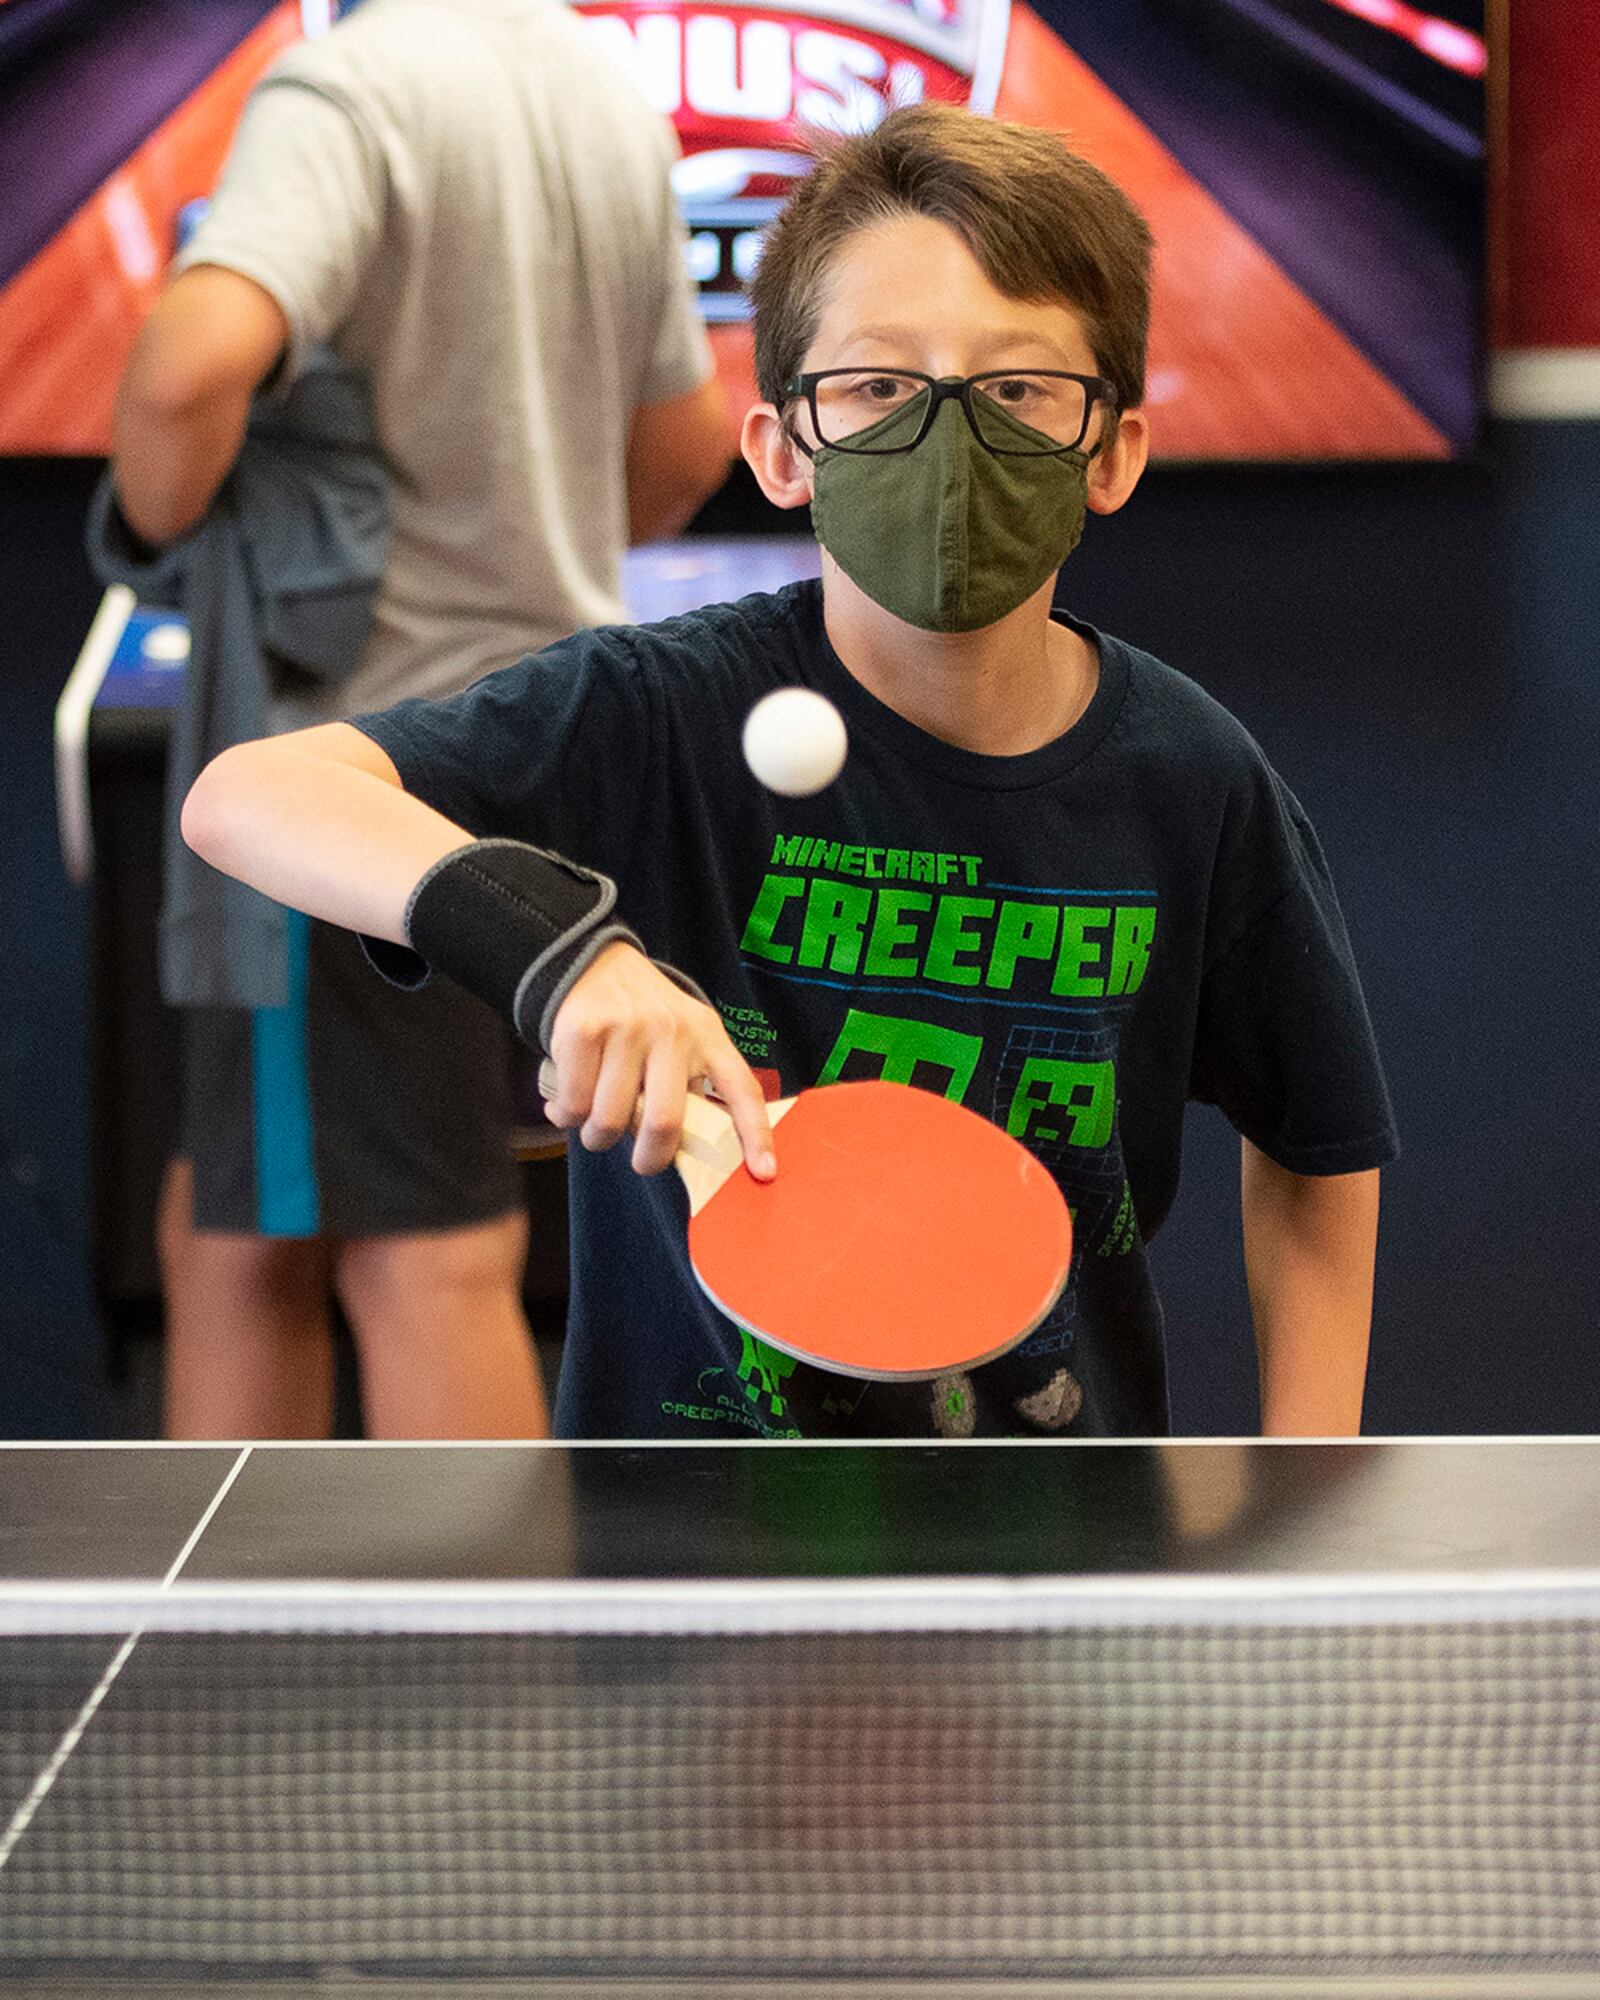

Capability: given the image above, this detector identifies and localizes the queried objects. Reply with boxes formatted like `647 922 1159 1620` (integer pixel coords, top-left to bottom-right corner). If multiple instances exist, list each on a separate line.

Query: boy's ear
742 402 814 511
1086 406 1150 517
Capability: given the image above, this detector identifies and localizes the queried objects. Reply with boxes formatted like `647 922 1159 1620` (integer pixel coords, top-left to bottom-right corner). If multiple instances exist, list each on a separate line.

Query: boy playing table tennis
185 104 1396 1440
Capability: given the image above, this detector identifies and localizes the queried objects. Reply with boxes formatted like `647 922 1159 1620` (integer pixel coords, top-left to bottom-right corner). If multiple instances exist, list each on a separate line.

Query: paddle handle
536 1058 748 1214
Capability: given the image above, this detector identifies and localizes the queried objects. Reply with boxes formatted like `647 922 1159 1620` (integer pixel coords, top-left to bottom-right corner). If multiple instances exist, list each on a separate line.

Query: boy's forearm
185 728 781 1179
1240 1143 1380 1437
181 727 471 944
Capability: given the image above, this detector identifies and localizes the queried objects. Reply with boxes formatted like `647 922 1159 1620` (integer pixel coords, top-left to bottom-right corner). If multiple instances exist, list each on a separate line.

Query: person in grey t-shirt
108 0 731 1442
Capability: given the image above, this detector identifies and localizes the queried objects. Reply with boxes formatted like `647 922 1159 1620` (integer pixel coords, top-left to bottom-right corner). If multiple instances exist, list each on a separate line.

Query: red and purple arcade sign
570 0 1011 317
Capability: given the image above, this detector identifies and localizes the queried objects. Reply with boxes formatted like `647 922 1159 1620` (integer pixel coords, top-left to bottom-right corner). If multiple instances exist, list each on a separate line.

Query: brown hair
748 102 1153 416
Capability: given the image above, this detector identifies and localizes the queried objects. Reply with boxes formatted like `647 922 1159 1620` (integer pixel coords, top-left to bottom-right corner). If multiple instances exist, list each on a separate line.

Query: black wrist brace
404 839 643 1051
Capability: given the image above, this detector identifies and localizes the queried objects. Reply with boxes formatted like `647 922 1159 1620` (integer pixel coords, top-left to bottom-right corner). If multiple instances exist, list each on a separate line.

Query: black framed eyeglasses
782 368 1119 456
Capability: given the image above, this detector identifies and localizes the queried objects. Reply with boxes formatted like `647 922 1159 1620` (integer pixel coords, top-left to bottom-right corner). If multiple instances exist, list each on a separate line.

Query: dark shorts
181 912 521 1238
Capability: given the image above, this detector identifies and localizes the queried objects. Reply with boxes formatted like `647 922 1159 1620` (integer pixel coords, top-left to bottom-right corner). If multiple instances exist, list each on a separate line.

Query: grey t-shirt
177 0 713 719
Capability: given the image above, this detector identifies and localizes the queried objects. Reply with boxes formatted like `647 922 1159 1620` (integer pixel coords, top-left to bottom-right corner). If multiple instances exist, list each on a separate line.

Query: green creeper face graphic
739 1331 798 1417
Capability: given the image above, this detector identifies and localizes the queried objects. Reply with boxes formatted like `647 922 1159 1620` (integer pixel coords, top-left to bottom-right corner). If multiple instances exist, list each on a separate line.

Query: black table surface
3 1438 1598 1587
5 1442 1600 1996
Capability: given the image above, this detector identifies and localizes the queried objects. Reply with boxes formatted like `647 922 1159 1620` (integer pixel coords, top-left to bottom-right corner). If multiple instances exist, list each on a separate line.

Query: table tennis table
3 1439 1598 1993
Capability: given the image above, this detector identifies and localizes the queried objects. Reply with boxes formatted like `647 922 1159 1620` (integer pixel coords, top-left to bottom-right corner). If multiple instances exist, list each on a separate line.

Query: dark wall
2 428 1597 1435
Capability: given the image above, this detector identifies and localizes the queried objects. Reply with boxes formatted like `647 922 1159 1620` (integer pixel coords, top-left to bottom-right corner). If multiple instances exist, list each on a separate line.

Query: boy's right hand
542 941 777 1181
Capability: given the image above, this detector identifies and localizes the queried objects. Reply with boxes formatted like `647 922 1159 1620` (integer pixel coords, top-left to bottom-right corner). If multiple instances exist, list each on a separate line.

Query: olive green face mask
806 393 1095 634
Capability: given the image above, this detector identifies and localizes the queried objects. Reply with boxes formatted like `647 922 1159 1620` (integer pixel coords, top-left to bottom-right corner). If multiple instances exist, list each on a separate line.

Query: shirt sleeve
1190 769 1398 1175
348 626 655 887
172 75 386 387
634 126 715 407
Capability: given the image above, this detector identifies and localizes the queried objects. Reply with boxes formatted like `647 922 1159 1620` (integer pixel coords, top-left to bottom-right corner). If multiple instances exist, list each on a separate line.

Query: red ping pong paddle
539 1063 1072 1380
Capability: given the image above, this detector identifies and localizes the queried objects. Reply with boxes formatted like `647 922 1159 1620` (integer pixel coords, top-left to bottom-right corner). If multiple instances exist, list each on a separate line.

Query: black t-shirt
355 581 1396 1439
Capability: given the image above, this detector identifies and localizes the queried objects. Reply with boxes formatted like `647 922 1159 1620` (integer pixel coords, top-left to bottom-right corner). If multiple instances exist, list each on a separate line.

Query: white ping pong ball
742 687 848 797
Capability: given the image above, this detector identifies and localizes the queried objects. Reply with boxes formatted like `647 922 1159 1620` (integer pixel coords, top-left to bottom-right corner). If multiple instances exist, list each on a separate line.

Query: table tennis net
3 1584 1599 1983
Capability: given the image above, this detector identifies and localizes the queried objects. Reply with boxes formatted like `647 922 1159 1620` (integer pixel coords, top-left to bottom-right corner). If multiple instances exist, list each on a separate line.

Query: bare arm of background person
110 265 288 545
626 373 734 544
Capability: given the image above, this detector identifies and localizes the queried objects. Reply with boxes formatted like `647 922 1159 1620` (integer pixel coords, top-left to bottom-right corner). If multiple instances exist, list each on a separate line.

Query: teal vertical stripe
251 907 319 1236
